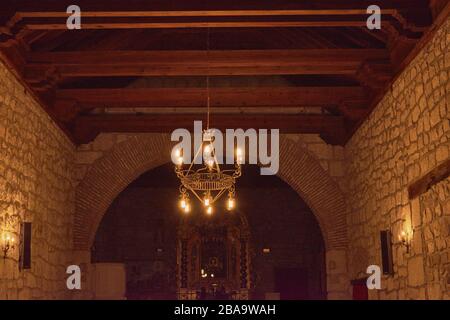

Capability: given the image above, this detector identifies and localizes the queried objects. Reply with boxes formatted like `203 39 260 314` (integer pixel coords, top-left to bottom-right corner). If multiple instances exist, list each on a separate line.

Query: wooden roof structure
1 0 448 145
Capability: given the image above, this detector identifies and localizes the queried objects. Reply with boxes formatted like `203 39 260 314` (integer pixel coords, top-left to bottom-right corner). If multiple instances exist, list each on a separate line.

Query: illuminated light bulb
399 230 407 241
204 144 211 154
206 206 213 215
184 204 191 214
211 274 214 278
175 149 181 157
180 199 186 209
204 197 210 206
177 156 183 166
227 198 235 211
236 148 243 164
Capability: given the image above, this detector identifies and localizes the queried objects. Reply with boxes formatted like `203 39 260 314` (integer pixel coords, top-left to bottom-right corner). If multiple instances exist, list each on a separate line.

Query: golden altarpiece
177 212 251 300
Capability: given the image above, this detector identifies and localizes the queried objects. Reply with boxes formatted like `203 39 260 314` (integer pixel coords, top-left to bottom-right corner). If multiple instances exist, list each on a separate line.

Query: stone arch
74 134 347 253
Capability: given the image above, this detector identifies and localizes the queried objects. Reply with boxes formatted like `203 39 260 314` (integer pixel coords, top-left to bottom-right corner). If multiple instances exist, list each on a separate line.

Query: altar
176 212 251 300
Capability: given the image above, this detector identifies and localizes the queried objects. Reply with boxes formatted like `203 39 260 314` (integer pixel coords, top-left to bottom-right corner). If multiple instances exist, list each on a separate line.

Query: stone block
326 250 348 275
407 256 425 287
411 198 421 228
92 133 116 152
412 229 423 254
75 151 102 165
436 145 448 162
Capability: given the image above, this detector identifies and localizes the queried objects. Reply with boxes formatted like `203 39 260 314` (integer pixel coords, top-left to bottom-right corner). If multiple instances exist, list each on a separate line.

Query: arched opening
74 134 349 299
92 163 326 300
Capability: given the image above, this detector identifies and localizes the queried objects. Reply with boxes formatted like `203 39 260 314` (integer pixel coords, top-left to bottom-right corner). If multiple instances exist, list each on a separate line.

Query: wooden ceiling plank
16 9 397 18
23 21 371 30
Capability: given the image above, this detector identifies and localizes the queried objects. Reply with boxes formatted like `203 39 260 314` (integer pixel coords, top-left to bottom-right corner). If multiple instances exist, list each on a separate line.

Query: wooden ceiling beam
72 113 347 145
7 15 399 30
55 87 368 108
27 49 390 64
2 11 427 35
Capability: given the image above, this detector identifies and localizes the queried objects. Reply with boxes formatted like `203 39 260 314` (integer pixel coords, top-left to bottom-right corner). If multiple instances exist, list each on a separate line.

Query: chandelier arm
187 188 204 203
220 169 241 177
175 167 194 179
196 167 212 174
188 141 204 174
212 188 227 204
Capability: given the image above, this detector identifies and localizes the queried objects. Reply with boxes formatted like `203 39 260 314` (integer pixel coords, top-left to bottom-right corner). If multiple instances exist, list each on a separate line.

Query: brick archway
75 134 347 252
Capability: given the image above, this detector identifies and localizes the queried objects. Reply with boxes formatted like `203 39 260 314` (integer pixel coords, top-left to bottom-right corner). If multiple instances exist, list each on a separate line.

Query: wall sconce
1 232 15 259
399 230 412 253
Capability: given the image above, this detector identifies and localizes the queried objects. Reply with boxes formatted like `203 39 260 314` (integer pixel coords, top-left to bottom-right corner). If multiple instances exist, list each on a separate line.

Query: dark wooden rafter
408 159 450 199
52 86 368 122
1 13 427 32
0 0 445 146
55 87 368 108
429 0 449 18
73 113 347 145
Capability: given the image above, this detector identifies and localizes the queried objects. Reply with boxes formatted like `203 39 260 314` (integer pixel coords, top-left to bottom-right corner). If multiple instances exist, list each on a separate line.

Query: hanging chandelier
174 28 242 215
174 128 242 215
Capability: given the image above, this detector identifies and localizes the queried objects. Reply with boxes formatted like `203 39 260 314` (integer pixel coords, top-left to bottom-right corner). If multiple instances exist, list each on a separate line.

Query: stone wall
345 18 449 299
0 61 76 299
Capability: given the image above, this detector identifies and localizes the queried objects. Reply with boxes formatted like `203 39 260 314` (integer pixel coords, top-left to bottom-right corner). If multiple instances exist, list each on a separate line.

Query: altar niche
177 212 251 300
